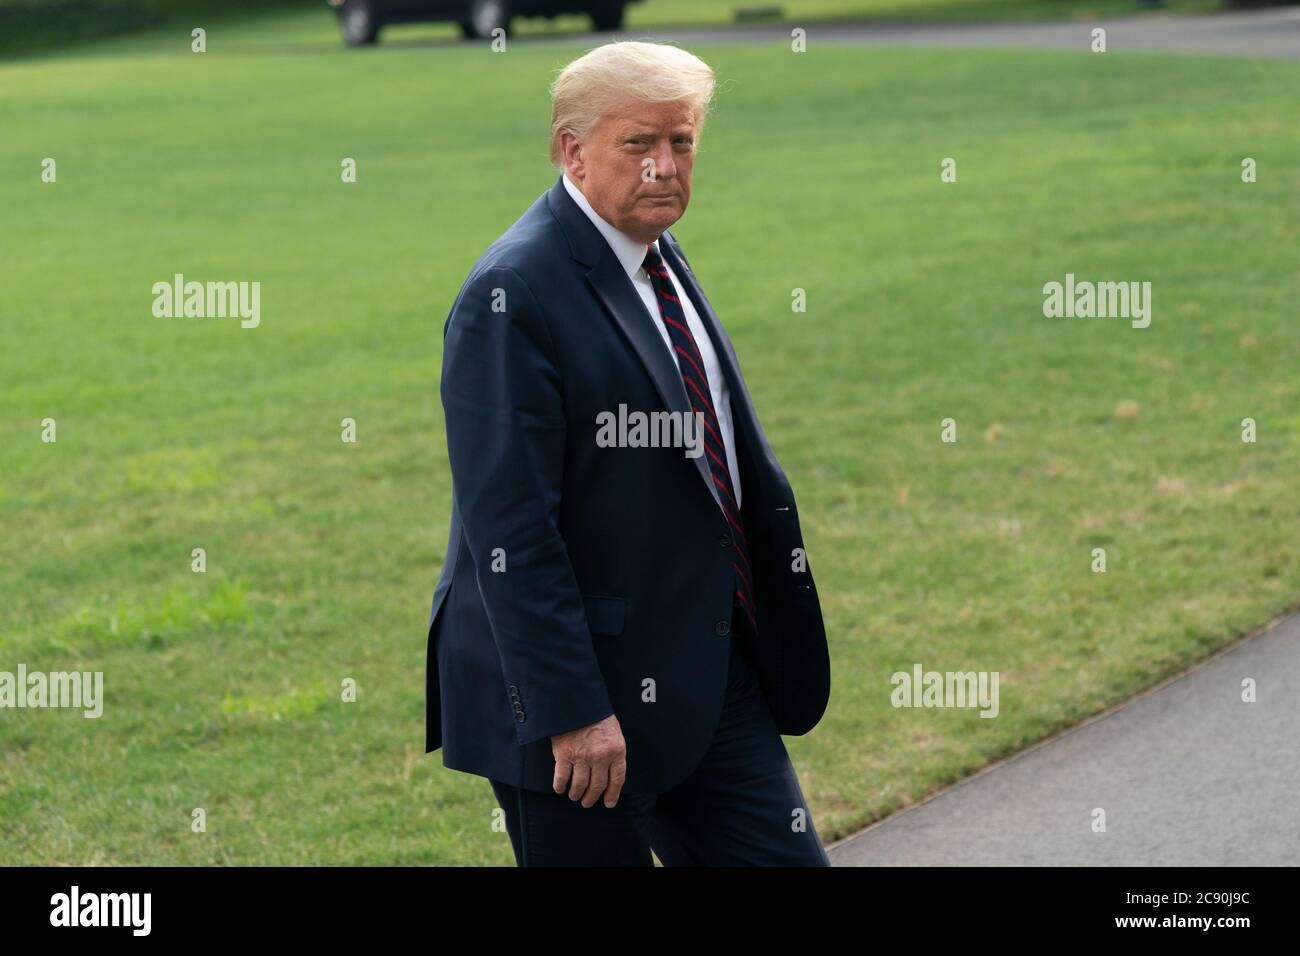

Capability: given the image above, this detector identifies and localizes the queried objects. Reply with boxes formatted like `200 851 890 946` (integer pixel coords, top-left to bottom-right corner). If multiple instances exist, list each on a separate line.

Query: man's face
563 99 697 244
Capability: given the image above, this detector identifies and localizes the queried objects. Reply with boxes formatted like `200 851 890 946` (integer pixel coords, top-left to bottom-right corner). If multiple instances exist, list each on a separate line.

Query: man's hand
551 714 627 808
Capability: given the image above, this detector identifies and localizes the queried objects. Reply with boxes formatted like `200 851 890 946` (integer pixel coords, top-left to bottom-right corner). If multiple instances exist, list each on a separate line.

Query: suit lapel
547 177 715 500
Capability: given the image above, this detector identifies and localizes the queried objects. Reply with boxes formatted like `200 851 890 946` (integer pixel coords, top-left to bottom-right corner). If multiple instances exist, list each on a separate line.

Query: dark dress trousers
425 174 832 804
487 591 831 866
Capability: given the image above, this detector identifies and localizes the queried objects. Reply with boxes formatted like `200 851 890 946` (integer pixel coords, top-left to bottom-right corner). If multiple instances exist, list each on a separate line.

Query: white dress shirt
562 173 741 510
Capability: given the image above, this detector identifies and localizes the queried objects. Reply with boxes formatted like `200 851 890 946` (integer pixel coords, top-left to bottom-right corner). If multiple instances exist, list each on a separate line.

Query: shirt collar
562 173 660 280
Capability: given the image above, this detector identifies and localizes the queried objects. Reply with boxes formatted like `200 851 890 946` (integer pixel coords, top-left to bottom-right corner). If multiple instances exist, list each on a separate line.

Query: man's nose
649 144 676 181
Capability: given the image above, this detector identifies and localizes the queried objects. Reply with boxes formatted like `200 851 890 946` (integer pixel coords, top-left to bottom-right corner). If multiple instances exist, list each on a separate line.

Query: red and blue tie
642 244 757 633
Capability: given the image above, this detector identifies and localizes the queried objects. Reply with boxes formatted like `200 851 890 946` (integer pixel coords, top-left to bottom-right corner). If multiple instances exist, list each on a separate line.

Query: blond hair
549 41 716 168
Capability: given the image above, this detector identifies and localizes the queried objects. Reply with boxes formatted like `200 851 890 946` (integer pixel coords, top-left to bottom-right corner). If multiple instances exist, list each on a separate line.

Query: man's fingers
603 756 627 808
581 763 609 809
552 758 573 795
550 717 627 806
567 762 591 802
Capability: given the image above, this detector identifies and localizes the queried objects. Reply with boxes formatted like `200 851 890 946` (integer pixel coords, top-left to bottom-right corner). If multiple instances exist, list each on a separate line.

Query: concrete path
828 611 1300 865
597 8 1300 60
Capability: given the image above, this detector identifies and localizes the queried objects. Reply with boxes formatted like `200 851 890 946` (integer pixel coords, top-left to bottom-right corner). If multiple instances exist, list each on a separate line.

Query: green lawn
1 17 1298 864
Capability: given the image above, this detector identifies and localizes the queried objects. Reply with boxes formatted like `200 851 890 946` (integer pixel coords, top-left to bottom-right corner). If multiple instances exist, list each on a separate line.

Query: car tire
339 0 381 46
590 3 625 31
461 0 512 39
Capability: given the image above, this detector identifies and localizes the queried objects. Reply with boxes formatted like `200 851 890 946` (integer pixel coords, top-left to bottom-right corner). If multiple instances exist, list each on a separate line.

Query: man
425 40 832 866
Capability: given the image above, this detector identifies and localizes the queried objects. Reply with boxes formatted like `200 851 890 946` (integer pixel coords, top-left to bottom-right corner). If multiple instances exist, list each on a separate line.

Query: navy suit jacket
425 174 830 796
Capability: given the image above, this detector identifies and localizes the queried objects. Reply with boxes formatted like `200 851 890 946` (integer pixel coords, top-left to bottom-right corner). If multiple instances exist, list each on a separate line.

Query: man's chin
634 208 684 239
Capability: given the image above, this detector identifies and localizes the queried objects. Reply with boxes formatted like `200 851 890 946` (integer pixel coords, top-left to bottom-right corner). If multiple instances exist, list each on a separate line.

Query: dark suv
329 0 639 44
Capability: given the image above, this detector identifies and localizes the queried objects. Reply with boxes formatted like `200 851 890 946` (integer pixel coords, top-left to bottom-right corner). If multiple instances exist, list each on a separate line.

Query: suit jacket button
515 712 526 723
715 620 731 637
719 534 732 549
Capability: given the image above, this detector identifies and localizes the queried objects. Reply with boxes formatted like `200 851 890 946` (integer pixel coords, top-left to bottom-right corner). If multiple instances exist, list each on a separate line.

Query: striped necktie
642 243 757 634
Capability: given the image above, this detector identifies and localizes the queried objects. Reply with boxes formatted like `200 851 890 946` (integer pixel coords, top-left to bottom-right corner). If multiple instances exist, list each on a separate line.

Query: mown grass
1 19 1297 863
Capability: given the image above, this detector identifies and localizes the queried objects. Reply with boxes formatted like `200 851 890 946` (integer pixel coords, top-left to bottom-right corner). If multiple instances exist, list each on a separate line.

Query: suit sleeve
439 265 615 747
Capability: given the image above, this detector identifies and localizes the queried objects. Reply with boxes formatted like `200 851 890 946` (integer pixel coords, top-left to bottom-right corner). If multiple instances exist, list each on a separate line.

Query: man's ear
560 130 584 181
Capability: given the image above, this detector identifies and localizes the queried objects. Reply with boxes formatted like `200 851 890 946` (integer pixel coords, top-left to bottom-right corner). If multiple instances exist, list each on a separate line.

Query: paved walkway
828 611 1300 865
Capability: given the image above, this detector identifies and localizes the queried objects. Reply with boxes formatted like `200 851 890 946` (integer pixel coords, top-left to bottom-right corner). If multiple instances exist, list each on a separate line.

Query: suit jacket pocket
772 505 819 595
582 594 626 637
